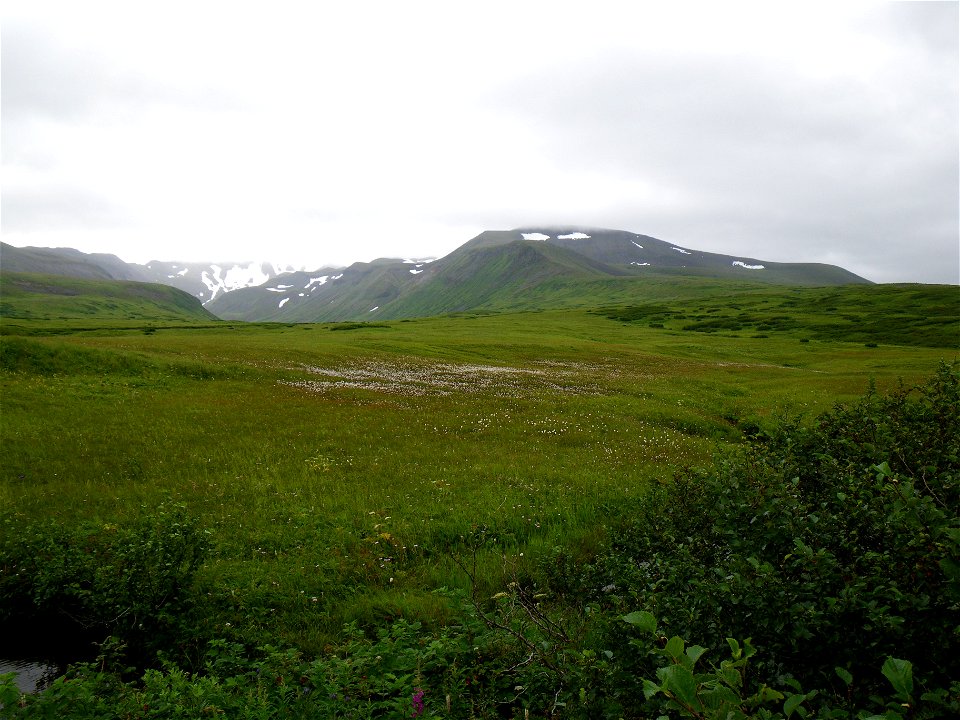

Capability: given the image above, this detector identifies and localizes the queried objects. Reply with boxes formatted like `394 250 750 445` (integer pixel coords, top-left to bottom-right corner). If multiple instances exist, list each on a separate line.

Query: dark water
0 658 59 693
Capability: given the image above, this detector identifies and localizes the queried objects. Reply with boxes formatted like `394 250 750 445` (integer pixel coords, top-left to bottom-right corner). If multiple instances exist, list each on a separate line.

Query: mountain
206 227 871 321
513 227 869 285
0 242 145 282
0 243 308 306
0 272 218 323
134 260 313 305
2 227 872 323
380 238 630 318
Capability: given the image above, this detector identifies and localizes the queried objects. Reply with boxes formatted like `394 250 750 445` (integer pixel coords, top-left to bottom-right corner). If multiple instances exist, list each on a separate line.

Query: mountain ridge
0 271 218 324
0 242 315 306
2 227 873 322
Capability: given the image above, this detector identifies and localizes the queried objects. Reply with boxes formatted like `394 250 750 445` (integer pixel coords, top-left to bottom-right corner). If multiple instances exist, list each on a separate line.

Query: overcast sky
2 1 958 283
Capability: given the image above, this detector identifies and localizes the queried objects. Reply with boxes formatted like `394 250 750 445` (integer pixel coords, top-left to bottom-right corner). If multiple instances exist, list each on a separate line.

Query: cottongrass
281 358 602 397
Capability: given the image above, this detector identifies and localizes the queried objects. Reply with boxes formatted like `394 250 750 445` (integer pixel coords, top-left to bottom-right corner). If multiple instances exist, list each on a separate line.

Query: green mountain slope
0 272 219 326
209 260 417 322
0 242 146 281
207 227 875 323
378 240 626 318
5 227 878 324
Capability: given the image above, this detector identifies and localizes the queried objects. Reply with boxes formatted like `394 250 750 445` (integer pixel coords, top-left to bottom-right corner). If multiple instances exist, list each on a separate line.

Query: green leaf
702 684 741 708
756 686 784 703
718 664 741 690
874 461 894 479
643 678 661 700
685 645 708 666
881 657 913 699
834 667 853 686
658 664 700 710
940 556 960 581
784 693 805 717
665 636 685 660
622 610 658 633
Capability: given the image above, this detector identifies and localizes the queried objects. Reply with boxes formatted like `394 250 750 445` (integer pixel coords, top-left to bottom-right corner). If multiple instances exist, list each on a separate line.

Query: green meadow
1 281 958 718
2 308 951 635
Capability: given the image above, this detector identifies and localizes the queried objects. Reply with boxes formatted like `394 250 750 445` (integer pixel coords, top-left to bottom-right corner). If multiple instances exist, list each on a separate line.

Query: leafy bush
0 502 210 667
585 362 959 705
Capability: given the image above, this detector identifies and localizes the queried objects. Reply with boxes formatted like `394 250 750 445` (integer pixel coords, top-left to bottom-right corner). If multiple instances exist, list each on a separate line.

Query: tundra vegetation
0 280 958 718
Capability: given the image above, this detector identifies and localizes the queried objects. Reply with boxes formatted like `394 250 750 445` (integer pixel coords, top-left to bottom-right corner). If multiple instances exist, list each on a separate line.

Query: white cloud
1 0 956 283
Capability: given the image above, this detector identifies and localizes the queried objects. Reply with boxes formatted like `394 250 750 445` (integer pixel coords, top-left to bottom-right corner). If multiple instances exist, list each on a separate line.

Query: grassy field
2 300 955 659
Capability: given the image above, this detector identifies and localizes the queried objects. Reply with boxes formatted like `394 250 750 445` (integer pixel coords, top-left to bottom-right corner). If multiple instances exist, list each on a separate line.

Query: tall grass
1 308 954 652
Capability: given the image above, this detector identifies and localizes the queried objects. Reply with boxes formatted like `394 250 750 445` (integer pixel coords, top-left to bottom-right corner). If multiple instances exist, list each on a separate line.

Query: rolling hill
0 243 142 282
0 272 219 326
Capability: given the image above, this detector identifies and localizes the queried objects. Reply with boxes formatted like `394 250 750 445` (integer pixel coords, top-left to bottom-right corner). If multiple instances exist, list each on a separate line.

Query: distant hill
514 227 870 285
380 239 629 318
0 272 218 324
207 227 871 321
0 242 144 282
207 260 419 322
0 242 308 306
135 259 310 305
2 227 873 323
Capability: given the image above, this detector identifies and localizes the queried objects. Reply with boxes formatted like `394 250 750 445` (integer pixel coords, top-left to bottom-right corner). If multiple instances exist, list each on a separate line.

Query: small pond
0 658 60 693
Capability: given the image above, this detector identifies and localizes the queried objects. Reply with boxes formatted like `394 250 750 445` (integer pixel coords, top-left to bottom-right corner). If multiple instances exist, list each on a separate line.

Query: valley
0 235 957 718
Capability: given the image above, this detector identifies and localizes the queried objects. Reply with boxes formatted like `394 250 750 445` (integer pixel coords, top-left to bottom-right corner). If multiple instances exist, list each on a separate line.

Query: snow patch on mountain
199 262 275 303
671 247 692 255
522 233 550 241
200 266 225 301
631 241 644 249
271 262 301 275
224 262 271 289
279 298 290 309
732 261 765 270
557 232 591 240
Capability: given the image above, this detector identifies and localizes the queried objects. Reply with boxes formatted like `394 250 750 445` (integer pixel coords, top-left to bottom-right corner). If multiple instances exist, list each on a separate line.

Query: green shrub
0 502 210 667
588 362 960 705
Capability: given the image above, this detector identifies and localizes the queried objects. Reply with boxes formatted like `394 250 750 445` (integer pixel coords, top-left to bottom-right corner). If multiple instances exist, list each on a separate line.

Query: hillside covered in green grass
0 272 218 328
208 228 874 322
3 228 876 324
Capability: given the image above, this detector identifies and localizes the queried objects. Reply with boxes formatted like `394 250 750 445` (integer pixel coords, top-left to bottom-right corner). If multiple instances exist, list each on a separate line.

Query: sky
2 1 958 284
